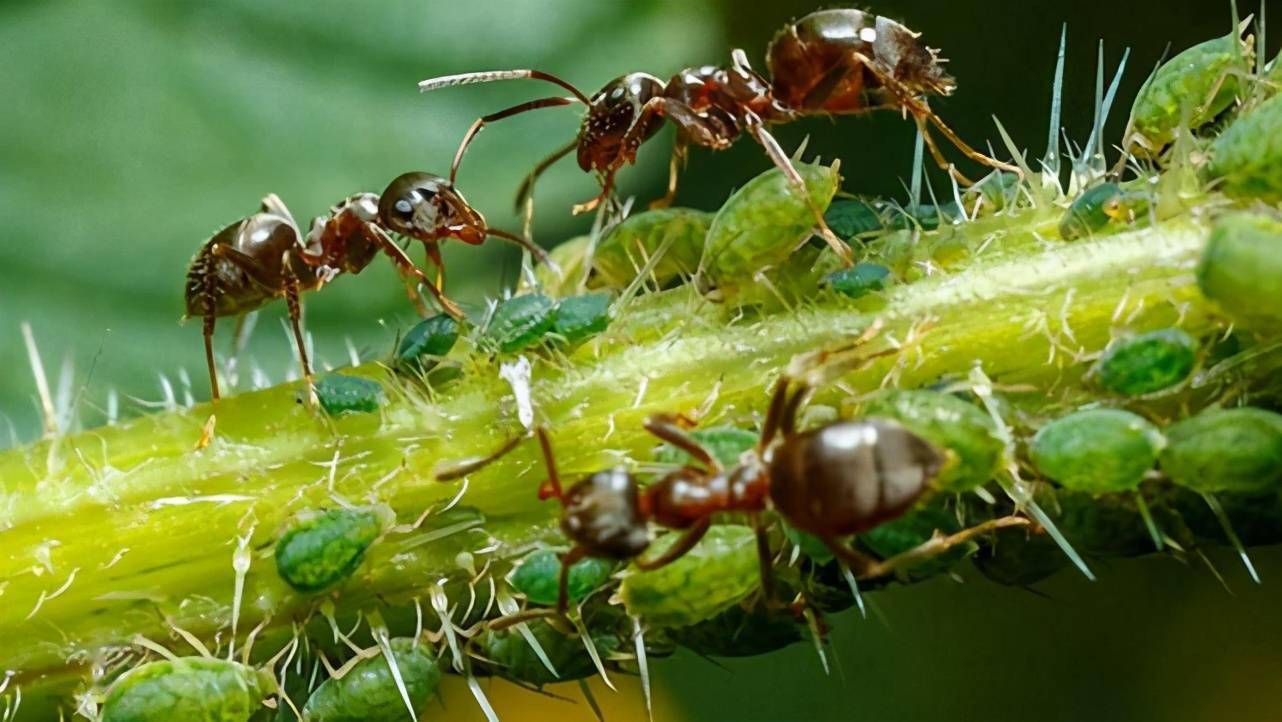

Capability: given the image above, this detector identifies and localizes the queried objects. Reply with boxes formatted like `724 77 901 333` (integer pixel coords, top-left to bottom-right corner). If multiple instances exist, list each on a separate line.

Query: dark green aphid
1128 27 1254 153
823 198 884 239
963 171 1022 213
102 657 274 722
783 522 833 565
472 618 620 687
1093 328 1197 396
653 425 757 468
700 161 840 288
861 390 1003 493
314 375 384 416
508 549 614 607
1030 409 1164 494
1058 183 1150 241
486 294 557 353
275 506 390 593
621 525 759 628
972 523 1069 587
1197 213 1282 328
395 313 460 372
886 202 961 231
550 293 612 345
677 604 803 658
859 497 967 582
1159 407 1282 494
1163 486 1282 548
594 208 712 288
302 638 441 722
822 262 891 300
1052 489 1161 558
1210 94 1282 202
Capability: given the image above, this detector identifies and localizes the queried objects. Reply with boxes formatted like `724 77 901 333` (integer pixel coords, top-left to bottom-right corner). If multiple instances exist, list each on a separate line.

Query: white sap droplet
500 356 535 430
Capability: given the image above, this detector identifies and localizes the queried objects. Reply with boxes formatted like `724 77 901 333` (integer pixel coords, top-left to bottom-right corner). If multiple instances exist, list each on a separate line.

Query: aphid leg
433 431 528 482
857 515 1031 581
744 118 854 266
633 518 711 571
650 140 688 209
643 413 721 471
362 223 464 320
280 252 315 404
450 96 580 185
484 227 557 270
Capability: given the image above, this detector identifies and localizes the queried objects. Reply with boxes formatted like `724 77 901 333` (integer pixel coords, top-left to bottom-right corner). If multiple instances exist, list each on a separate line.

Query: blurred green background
2 1 1281 720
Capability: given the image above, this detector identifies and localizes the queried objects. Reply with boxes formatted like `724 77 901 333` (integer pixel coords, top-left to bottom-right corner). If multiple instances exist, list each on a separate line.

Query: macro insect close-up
3 1 1282 721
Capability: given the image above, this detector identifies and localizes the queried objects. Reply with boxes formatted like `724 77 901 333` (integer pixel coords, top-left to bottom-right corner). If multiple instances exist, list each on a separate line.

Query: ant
418 9 1019 267
185 173 550 400
437 376 1028 614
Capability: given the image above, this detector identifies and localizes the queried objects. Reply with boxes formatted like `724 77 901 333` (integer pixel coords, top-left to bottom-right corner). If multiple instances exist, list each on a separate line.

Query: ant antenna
418 69 592 105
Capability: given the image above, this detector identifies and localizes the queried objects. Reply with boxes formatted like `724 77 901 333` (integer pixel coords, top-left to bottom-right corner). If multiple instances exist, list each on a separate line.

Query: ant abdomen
768 418 945 538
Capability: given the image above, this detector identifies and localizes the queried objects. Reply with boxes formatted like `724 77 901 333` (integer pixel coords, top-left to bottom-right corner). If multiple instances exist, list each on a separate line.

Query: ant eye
394 199 413 216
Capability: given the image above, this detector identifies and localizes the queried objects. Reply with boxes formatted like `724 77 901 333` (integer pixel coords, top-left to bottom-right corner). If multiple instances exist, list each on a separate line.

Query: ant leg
557 546 588 615
633 517 711 571
744 119 854 266
757 376 795 454
818 534 878 577
280 253 314 401
515 138 578 235
363 224 464 320
751 512 776 601
856 515 1030 581
434 431 528 482
484 227 555 269
450 96 579 185
571 170 617 216
915 115 977 186
644 413 721 471
423 242 446 292
649 140 687 210
534 426 566 503
202 311 220 401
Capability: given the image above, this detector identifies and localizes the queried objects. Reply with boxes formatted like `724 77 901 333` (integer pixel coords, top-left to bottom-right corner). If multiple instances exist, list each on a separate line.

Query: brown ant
184 173 550 400
437 377 1028 614
418 10 1019 267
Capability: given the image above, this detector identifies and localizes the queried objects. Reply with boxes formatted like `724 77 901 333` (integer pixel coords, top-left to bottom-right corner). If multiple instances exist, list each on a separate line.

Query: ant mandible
185 173 550 400
437 376 1027 614
418 9 1020 268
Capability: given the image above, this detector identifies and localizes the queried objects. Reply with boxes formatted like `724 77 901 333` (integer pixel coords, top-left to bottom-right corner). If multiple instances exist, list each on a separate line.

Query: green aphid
275 507 390 593
1058 183 1150 241
1159 407 1282 494
472 618 620 687
783 522 834 565
1197 213 1282 328
302 638 440 722
1030 409 1165 494
551 292 612 345
486 293 558 353
621 525 759 628
823 198 885 239
700 161 840 288
653 425 757 468
963 171 1022 213
102 657 274 722
1052 489 1160 558
1210 94 1282 202
1163 486 1282 548
508 549 614 607
314 375 385 416
1128 27 1254 153
1093 328 1197 396
677 604 803 658
822 262 891 300
862 389 1003 493
395 313 460 373
594 208 712 288
886 202 961 231
972 523 1069 587
859 496 967 581
534 234 593 297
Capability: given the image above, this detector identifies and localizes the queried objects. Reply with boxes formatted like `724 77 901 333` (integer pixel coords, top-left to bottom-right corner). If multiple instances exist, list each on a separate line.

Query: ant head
379 172 487 245
560 468 651 560
871 16 956 97
577 72 666 174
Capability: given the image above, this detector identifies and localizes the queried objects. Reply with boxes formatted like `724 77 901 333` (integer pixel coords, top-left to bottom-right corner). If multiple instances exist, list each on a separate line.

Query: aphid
394 312 461 373
313 375 386 417
858 496 968 583
619 524 762 628
484 294 558 354
822 262 892 300
469 617 621 687
1210 93 1282 202
593 208 712 289
860 389 1003 493
1197 212 1282 328
1029 408 1165 494
961 170 1022 215
508 549 614 607
274 506 392 593
698 162 841 290
823 198 886 240
550 292 612 346
419 10 1018 261
531 234 593 296
972 521 1070 587
1125 24 1254 155
101 657 274 722
301 638 441 722
1160 407 1282 495
677 604 804 658
1058 182 1151 241
1092 328 1197 397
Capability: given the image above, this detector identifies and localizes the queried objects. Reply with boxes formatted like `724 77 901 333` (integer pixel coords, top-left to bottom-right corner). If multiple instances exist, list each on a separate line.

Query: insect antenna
418 69 592 104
